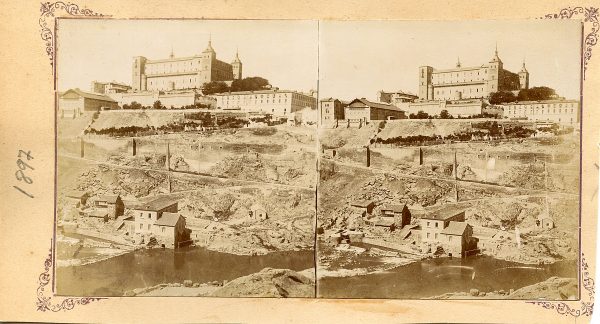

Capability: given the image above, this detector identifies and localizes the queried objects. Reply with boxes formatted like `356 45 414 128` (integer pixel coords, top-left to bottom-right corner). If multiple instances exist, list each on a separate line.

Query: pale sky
57 19 318 93
319 20 582 101
57 19 581 101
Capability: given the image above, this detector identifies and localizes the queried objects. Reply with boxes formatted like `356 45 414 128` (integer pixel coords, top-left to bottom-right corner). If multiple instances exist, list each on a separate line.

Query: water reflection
56 246 314 296
318 255 577 299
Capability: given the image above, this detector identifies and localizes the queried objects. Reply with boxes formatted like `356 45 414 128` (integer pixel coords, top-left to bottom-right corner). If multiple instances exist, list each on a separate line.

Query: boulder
470 288 479 296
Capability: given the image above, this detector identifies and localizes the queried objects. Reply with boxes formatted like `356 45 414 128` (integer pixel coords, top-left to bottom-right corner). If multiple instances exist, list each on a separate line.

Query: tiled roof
155 212 182 227
99 195 120 204
61 88 117 102
441 221 469 236
136 196 178 211
421 206 465 221
381 204 407 213
348 98 405 112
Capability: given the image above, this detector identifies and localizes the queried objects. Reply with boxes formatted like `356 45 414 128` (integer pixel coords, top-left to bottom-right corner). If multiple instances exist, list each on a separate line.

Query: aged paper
0 0 599 323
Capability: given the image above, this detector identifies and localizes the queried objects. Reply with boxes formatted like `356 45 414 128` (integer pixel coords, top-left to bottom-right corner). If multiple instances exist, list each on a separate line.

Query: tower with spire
519 58 529 90
231 48 243 80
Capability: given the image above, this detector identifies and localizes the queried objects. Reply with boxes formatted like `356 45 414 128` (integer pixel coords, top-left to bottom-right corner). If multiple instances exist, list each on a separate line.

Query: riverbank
128 268 315 297
55 233 136 268
427 276 578 300
317 254 577 299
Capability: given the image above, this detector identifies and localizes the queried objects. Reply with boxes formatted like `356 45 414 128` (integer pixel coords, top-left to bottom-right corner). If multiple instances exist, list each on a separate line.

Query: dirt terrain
130 268 315 297
429 276 578 300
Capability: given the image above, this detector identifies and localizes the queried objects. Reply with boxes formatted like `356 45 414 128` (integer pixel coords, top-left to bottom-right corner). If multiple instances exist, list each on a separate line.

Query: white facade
214 89 317 117
500 99 579 125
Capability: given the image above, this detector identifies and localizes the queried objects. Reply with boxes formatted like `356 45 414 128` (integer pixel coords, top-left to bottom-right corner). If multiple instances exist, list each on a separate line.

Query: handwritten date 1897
14 150 34 198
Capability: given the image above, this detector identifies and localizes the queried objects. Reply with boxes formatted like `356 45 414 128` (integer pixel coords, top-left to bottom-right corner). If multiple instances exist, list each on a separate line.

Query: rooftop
155 212 182 227
348 98 405 112
421 206 465 221
374 218 395 227
212 89 316 96
98 195 121 204
61 88 117 102
135 196 178 212
350 199 374 208
381 204 407 213
441 221 469 236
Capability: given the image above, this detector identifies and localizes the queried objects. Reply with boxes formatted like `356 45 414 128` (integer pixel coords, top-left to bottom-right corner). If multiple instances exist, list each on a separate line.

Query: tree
490 91 517 104
517 86 556 101
409 110 429 119
130 101 143 110
230 77 270 92
153 100 164 110
439 110 453 119
202 81 230 95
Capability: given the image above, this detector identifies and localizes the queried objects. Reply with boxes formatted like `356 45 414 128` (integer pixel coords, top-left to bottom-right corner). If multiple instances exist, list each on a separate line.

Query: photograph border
38 1 598 317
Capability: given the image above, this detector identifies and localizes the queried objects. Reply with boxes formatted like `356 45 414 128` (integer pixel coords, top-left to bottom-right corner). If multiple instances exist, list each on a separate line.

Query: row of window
507 108 576 115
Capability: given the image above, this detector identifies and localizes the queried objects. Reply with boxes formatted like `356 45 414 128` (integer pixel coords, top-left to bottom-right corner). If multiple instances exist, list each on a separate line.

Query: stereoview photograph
55 19 318 297
55 18 581 300
316 20 581 299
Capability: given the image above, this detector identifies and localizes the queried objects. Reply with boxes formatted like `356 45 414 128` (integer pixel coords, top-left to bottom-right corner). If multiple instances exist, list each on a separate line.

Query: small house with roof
64 190 90 207
87 209 109 222
132 196 178 236
419 206 477 257
537 213 554 229
249 203 268 221
153 212 188 248
380 204 412 228
440 221 475 257
59 88 119 118
350 199 375 217
94 194 124 220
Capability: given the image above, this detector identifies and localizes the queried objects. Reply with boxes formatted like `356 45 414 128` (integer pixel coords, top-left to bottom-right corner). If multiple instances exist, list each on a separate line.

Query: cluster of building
64 191 190 248
330 200 478 258
58 39 318 122
319 48 580 127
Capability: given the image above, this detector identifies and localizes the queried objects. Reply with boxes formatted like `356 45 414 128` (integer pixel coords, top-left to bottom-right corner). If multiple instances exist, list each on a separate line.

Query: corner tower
231 49 243 80
132 56 147 92
519 60 529 90
418 66 433 100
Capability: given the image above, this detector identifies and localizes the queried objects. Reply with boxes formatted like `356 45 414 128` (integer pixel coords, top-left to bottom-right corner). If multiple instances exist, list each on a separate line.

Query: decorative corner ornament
541 7 599 79
39 1 107 70
526 254 595 317
36 241 105 312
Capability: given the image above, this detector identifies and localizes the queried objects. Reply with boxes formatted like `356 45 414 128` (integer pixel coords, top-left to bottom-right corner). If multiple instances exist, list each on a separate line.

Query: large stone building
132 39 242 92
500 99 580 125
418 48 529 101
213 89 317 117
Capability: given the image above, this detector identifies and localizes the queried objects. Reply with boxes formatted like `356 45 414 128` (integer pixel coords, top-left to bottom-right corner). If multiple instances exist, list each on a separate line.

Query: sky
57 19 581 101
57 19 319 93
319 20 582 101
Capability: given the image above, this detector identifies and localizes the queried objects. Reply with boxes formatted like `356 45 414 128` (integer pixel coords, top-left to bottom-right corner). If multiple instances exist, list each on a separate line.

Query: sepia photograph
54 17 583 300
55 19 319 297
316 20 582 299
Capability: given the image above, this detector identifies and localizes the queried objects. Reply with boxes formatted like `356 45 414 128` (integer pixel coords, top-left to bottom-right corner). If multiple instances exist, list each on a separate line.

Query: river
317 255 577 299
56 246 314 296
